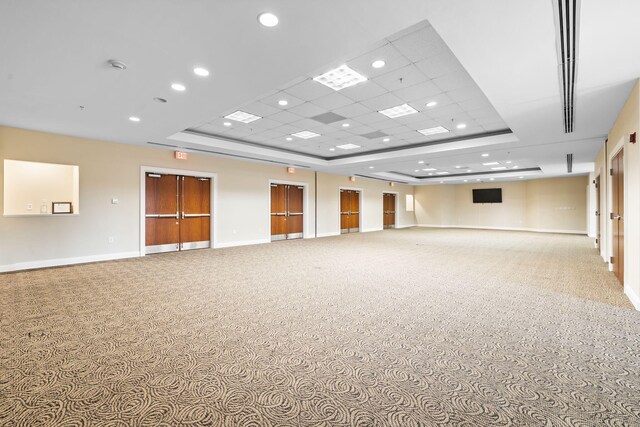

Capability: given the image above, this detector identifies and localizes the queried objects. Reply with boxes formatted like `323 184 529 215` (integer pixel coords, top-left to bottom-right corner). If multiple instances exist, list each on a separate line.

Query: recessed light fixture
476 179 481 182
513 166 519 169
383 137 390 142
171 83 186 91
329 147 336 151
225 110 262 123
490 178 495 181
278 99 288 106
342 123 350 128
519 176 524 179
286 137 293 141
464 180 468 182
440 181 444 184
456 123 467 129
422 168 436 171
258 12 279 27
426 101 438 108
481 153 490 157
418 161 425 164
379 103 419 118
467 169 472 173
313 64 367 91
223 122 232 127
371 60 386 69
414 169 419 172
129 116 140 122
292 130 320 139
369 166 374 169
506 160 512 164
336 143 360 150
455 165 461 169
428 173 434 176
482 162 499 166
417 126 449 136
436 172 449 175
193 67 209 77
491 166 507 170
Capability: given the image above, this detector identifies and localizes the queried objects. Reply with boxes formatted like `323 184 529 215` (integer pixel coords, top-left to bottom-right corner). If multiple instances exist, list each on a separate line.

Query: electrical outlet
108 236 114 243
26 203 32 211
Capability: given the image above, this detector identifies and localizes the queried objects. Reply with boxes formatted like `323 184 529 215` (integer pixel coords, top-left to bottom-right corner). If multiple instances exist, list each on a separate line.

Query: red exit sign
174 151 188 160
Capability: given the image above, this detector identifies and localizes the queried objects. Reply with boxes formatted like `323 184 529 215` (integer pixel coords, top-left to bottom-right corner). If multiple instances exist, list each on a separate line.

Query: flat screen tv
472 188 502 203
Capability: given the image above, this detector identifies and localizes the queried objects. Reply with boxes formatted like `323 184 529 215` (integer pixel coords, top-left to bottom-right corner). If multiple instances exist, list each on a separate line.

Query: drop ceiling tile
391 26 443 62
386 20 429 42
404 119 440 131
287 102 328 118
272 124 300 135
222 127 254 137
347 124 377 135
393 110 433 125
360 92 405 111
354 111 389 125
268 110 304 125
394 81 442 103
427 103 464 119
382 124 414 134
348 43 411 78
291 118 325 130
415 53 463 79
259 92 306 110
340 81 388 102
333 102 371 117
373 64 428 92
433 71 474 92
284 79 334 101
311 92 355 110
240 102 280 118
242 117 281 131
475 115 506 126
469 108 502 120
458 98 492 111
447 87 484 103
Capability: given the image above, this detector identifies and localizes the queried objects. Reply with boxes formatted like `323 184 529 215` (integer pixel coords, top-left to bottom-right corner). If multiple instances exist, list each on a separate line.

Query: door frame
268 179 310 240
339 186 364 232
606 142 624 274
382 190 399 229
140 166 218 256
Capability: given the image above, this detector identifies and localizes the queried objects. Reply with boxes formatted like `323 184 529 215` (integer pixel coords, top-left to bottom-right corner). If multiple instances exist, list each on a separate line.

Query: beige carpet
1 228 639 426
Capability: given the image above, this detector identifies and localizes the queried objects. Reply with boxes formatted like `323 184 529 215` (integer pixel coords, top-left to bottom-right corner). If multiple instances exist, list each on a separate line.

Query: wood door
271 184 287 241
145 173 180 253
180 176 211 250
349 191 360 232
383 193 396 229
340 190 350 234
286 185 304 239
595 175 600 250
612 149 624 284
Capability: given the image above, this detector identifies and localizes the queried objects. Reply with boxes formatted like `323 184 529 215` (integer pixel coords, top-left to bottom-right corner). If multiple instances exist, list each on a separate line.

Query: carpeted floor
1 228 639 426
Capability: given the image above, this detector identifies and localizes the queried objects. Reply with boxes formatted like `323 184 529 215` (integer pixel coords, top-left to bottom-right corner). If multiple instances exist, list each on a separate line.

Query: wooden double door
340 189 360 234
271 184 303 241
611 149 624 284
145 173 211 254
383 193 396 229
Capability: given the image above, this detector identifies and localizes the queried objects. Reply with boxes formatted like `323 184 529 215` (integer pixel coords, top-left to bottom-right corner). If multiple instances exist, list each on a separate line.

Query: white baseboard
395 224 417 229
215 238 270 249
362 227 383 233
416 224 587 235
0 251 140 273
625 286 640 311
316 232 341 238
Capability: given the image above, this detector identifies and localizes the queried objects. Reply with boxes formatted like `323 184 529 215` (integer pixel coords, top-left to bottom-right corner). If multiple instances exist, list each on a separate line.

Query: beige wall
0 126 415 270
594 79 639 308
415 176 589 233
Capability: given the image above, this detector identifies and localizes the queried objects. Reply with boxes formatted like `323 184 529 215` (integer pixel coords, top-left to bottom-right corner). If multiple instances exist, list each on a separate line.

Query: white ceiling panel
359 92 405 111
332 102 372 117
259 92 306 110
415 52 463 79
287 102 328 118
340 81 388 102
284 79 334 101
311 92 355 110
391 25 443 62
373 64 428 92
348 43 411 78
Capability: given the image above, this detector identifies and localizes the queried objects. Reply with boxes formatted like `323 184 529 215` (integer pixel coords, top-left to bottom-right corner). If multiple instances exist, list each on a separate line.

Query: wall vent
553 0 581 133
566 153 573 173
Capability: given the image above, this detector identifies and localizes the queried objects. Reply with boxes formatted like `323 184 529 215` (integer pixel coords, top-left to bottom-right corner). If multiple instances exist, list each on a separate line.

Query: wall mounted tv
472 188 502 203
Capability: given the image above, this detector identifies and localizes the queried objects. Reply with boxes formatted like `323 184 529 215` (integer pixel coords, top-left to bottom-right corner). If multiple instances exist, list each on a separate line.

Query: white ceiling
1 0 639 185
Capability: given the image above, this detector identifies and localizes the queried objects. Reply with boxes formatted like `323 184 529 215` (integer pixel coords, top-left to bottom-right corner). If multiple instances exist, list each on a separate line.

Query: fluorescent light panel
422 168 436 171
378 103 419 118
482 162 499 166
491 166 507 170
313 65 367 91
291 130 320 139
224 110 262 123
417 126 449 136
336 143 360 150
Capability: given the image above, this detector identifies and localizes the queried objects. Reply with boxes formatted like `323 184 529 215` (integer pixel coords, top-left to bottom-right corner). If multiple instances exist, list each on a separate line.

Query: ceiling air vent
566 153 573 173
553 0 581 133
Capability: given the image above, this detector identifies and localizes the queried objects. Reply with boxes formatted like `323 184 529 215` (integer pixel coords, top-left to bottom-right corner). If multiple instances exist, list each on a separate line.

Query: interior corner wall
0 126 416 271
414 176 589 233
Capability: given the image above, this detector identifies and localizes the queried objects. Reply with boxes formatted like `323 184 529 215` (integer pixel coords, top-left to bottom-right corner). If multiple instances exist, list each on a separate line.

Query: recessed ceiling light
369 166 374 169
286 137 293 141
436 172 449 175
414 169 419 172
379 103 419 118
329 147 336 151
506 160 512 164
223 122 232 127
292 130 320 139
513 165 519 169
193 67 209 77
336 143 360 150
481 153 490 157
519 176 524 179
371 60 386 69
129 116 140 122
278 99 288 106
455 165 461 169
426 101 438 108
418 161 425 164
476 179 481 182
490 178 495 181
482 162 499 166
456 123 467 129
467 169 472 173
422 168 436 171
417 126 449 136
313 64 367 91
464 179 468 182
258 12 279 27
342 123 350 128
491 166 507 170
428 173 434 176
440 181 444 184
383 137 390 142
171 83 186 91
225 110 262 123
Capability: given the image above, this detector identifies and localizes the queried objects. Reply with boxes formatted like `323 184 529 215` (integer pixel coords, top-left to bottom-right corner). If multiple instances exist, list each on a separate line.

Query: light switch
26 203 33 211
111 198 119 204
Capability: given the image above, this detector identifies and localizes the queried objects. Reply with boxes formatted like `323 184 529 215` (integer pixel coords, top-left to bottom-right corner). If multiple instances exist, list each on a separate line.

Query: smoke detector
107 59 127 71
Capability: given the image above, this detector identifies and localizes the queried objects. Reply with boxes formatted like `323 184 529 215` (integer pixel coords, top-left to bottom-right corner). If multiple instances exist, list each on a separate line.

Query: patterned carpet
1 228 639 426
